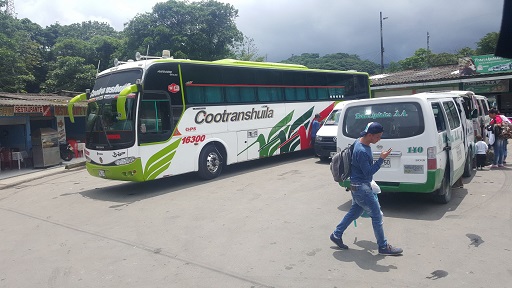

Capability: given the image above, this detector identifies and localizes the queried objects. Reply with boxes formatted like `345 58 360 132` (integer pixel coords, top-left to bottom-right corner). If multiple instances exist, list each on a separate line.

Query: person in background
475 135 488 170
310 113 321 146
488 108 505 168
498 112 510 164
330 122 403 256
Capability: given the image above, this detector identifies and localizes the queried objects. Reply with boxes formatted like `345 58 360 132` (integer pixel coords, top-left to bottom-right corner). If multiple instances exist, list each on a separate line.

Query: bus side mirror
117 84 138 120
68 93 88 123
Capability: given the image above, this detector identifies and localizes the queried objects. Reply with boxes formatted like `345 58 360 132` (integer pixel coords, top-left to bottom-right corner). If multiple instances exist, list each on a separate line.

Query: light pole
380 12 388 74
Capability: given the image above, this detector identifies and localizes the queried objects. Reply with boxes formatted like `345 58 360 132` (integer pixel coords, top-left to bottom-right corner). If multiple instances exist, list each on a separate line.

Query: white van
336 92 475 203
443 91 490 140
314 101 350 161
474 94 490 139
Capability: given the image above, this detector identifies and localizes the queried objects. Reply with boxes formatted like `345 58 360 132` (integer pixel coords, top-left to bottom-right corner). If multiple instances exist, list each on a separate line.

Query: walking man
330 122 403 256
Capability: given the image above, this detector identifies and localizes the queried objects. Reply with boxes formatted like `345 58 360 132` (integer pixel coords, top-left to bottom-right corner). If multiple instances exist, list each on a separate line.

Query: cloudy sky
15 0 504 63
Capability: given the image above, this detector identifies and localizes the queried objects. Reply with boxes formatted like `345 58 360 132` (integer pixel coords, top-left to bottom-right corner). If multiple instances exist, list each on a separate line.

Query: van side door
441 100 465 184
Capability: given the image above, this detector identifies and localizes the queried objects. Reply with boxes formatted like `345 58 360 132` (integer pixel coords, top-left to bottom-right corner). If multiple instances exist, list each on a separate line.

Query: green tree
124 0 242 60
456 47 476 57
476 32 499 55
429 52 458 66
229 35 264 61
56 21 119 41
398 48 432 70
43 56 96 92
282 53 379 74
0 13 42 92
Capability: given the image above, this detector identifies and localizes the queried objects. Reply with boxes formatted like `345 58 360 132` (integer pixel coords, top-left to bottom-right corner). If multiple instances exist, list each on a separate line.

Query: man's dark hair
489 108 498 114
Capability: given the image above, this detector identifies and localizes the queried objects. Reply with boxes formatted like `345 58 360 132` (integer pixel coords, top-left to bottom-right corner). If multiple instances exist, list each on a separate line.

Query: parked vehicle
314 101 350 161
59 143 74 161
336 92 476 203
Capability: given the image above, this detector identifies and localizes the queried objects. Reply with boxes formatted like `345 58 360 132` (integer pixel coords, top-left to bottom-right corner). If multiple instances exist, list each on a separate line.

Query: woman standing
488 108 505 168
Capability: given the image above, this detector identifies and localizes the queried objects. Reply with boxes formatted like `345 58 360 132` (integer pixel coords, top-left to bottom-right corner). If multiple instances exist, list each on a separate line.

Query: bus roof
98 57 369 77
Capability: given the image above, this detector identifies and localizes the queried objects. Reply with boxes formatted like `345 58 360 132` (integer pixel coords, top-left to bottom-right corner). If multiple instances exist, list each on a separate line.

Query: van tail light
427 146 437 170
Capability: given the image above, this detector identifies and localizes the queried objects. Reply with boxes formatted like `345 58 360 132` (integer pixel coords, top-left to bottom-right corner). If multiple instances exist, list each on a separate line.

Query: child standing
475 135 488 170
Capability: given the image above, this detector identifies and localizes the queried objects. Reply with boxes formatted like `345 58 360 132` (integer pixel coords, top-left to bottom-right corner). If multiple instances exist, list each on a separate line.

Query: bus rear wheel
198 144 223 180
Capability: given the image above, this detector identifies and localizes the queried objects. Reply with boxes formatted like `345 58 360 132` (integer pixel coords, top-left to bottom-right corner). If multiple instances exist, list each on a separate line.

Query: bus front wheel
198 144 223 180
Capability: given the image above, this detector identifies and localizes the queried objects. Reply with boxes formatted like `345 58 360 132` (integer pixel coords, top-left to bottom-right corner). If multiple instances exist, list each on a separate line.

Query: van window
323 109 341 126
443 101 461 130
342 102 424 139
478 99 489 114
431 103 447 132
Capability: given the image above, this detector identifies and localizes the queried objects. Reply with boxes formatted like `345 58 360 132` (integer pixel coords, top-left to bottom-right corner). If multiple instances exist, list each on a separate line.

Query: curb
65 161 86 169
0 162 86 190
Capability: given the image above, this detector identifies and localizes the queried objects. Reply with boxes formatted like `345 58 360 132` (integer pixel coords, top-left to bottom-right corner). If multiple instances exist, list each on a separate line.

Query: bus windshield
86 69 142 150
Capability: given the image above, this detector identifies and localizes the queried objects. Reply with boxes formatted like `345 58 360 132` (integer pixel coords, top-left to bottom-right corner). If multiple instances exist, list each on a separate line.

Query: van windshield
323 109 341 125
342 102 425 139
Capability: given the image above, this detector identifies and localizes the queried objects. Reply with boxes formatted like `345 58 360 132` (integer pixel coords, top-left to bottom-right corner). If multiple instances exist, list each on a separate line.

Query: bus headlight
114 157 136 166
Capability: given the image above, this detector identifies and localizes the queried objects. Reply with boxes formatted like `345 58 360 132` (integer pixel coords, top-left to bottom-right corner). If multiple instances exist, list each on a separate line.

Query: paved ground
0 149 511 288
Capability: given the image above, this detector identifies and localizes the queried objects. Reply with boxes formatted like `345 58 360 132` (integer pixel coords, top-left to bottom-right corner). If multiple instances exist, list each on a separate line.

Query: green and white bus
68 51 370 181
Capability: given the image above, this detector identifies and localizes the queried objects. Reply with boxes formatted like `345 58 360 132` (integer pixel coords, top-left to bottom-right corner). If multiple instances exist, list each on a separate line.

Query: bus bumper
86 159 145 182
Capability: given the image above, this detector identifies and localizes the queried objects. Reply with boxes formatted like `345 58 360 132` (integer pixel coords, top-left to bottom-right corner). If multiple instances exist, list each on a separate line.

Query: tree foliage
229 35 264 61
281 53 380 74
124 0 242 60
0 0 503 93
43 56 96 92
476 32 499 55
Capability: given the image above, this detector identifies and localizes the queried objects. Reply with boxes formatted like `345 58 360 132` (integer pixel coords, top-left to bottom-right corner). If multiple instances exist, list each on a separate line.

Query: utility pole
380 12 388 74
427 32 430 67
427 32 430 52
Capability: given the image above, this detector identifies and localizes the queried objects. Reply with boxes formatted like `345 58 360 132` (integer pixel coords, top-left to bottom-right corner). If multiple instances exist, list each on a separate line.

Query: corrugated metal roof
370 65 460 86
370 64 512 87
0 92 87 107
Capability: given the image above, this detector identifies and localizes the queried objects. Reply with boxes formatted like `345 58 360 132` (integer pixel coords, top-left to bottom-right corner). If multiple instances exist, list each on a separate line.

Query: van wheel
319 156 330 162
197 144 223 180
463 151 474 177
433 171 452 204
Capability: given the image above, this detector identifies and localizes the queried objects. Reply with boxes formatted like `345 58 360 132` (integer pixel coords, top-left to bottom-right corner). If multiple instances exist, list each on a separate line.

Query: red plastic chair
67 139 79 158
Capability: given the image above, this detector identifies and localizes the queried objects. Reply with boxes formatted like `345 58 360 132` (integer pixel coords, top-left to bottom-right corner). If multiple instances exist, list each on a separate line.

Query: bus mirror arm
117 84 139 121
68 92 88 123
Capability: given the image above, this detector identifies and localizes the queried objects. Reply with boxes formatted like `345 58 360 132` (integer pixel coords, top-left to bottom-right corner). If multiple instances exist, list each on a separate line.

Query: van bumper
340 169 444 193
314 142 336 158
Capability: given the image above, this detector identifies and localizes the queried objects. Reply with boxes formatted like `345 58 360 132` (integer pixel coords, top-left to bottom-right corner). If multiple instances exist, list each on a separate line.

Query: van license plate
404 165 424 174
374 159 391 168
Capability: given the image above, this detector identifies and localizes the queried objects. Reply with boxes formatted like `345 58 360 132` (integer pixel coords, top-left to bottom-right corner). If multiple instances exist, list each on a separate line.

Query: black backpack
330 141 356 183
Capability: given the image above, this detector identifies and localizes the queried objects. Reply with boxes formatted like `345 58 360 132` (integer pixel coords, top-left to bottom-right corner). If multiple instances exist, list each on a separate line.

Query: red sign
168 83 180 93
14 105 52 116
107 134 121 140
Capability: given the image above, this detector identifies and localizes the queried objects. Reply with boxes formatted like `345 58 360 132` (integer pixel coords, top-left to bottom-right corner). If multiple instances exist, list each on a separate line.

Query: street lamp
380 12 388 74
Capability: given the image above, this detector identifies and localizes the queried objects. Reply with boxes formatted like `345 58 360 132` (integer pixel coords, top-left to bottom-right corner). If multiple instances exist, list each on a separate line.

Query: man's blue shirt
311 120 320 138
350 139 383 184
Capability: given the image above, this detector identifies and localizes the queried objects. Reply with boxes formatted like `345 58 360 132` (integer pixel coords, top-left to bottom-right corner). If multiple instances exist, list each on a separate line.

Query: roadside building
370 55 512 117
0 92 86 169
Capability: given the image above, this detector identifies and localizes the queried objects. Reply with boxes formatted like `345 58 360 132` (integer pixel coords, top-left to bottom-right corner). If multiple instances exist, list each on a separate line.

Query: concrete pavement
0 160 85 190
